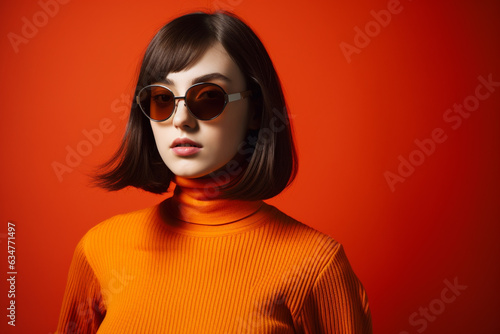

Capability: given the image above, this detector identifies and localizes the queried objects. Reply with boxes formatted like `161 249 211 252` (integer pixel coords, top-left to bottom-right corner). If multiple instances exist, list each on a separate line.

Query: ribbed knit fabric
56 177 372 333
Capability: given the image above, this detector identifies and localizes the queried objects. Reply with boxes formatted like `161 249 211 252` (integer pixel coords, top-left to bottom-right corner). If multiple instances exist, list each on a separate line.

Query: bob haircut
95 11 297 200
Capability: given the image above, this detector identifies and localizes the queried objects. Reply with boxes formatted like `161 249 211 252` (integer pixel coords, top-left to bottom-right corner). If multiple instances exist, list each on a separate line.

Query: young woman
56 11 372 333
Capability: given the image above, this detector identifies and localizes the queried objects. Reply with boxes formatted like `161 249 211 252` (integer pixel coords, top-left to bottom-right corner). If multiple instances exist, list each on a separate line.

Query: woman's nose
172 99 197 130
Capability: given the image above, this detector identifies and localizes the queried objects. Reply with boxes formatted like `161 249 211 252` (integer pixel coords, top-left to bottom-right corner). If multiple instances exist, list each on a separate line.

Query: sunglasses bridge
172 96 188 111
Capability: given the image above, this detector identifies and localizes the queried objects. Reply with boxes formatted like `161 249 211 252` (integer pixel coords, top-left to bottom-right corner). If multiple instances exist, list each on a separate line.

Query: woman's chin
169 167 218 180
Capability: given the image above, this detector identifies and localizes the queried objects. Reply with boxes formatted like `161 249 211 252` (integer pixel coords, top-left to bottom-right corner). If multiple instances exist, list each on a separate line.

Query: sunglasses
136 82 252 122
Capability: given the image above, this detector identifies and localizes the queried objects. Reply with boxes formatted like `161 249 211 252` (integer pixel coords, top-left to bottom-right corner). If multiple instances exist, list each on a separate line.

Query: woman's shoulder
262 203 342 260
78 203 160 247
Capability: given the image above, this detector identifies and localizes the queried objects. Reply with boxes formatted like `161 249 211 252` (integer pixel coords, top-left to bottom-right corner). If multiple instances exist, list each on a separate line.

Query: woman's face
150 42 255 179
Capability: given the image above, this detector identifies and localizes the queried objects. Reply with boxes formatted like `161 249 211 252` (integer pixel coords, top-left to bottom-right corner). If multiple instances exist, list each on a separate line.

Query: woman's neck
165 176 263 225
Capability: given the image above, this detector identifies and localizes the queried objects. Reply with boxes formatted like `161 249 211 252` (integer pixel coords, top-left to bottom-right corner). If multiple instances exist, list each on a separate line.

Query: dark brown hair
95 11 297 200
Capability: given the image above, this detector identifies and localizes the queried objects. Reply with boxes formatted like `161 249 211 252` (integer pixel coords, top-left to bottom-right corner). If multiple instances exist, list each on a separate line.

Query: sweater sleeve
56 237 106 334
298 244 372 334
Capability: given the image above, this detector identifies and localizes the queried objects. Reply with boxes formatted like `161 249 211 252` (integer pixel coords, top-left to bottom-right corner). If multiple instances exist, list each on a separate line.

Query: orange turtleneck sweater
56 177 372 333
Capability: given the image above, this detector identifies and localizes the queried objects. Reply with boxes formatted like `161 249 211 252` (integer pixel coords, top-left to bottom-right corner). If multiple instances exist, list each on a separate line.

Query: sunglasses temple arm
227 90 252 103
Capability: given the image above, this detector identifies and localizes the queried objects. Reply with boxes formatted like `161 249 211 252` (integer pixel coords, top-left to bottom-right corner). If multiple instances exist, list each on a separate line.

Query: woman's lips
170 138 202 156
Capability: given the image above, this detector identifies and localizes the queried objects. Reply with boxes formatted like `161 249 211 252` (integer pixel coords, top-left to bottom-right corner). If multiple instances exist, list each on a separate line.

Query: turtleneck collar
163 176 264 226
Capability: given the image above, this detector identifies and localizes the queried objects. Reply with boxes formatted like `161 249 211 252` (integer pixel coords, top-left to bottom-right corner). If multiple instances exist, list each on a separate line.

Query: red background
1 0 499 333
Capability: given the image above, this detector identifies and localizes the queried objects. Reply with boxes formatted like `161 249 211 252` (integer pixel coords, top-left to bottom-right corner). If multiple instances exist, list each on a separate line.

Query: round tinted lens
139 86 175 121
186 83 226 120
